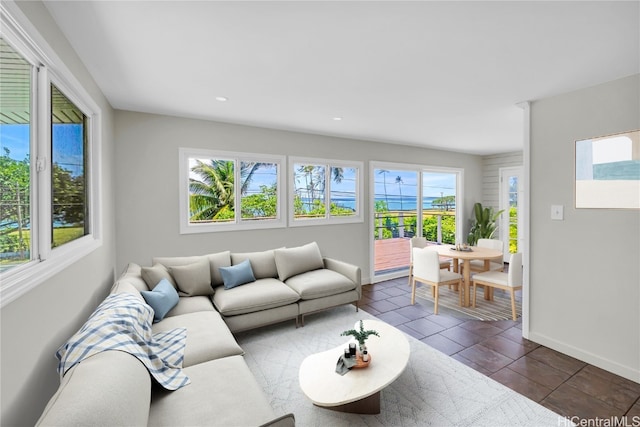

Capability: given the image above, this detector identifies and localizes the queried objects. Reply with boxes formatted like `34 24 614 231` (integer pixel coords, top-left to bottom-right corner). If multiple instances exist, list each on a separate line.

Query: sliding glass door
372 163 461 280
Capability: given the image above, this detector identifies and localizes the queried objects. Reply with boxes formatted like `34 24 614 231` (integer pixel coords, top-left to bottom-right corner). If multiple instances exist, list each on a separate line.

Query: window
179 149 285 233
290 157 363 226
51 84 89 247
1 10 101 306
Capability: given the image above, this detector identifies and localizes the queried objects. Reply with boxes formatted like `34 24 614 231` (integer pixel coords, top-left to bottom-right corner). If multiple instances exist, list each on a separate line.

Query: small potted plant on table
341 320 380 364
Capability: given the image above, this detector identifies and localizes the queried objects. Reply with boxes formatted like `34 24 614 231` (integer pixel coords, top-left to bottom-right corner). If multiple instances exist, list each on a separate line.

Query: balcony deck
374 237 410 273
374 237 451 275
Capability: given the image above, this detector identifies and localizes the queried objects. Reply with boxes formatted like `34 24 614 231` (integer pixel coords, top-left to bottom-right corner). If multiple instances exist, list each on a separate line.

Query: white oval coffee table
299 319 410 414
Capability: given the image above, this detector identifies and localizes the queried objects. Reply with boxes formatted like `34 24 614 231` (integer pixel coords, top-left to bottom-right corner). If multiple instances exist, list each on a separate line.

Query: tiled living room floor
360 277 640 424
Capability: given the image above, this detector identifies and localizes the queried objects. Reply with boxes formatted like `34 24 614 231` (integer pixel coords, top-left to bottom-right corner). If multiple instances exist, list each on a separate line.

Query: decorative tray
450 247 473 252
352 353 371 369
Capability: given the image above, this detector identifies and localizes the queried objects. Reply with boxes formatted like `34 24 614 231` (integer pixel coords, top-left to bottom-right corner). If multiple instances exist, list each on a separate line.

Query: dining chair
408 237 450 286
410 247 463 314
468 238 504 272
472 252 523 320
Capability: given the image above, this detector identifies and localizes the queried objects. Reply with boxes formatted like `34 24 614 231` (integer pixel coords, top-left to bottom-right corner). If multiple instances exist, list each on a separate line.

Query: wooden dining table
433 245 503 307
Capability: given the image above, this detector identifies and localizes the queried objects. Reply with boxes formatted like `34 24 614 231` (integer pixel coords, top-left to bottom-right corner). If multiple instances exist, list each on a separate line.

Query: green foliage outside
1 226 83 265
509 206 518 253
241 184 277 219
293 195 354 218
189 160 354 223
1 148 86 262
374 200 456 244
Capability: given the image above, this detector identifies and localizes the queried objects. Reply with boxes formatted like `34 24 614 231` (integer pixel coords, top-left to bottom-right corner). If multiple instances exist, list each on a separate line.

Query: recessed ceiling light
333 116 343 121
215 96 228 102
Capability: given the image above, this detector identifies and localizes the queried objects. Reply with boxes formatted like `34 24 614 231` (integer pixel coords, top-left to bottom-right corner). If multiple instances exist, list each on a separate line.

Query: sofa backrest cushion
274 242 324 281
153 251 231 287
111 263 150 294
231 250 278 280
141 263 178 290
167 258 213 296
141 278 180 322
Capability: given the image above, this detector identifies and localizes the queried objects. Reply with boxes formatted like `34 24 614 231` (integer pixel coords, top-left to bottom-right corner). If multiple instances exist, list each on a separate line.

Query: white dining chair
410 247 462 314
408 237 450 286
468 238 504 272
472 252 523 320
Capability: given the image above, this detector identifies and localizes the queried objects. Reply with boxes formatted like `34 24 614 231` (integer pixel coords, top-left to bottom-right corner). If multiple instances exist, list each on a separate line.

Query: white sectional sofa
36 242 361 426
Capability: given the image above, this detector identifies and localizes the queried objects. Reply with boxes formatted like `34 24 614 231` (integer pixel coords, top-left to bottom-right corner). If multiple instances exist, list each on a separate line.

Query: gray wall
114 111 484 282
529 74 640 382
482 151 523 210
0 2 117 426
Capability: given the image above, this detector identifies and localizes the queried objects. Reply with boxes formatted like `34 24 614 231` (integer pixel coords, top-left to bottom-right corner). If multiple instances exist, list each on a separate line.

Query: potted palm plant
467 202 504 245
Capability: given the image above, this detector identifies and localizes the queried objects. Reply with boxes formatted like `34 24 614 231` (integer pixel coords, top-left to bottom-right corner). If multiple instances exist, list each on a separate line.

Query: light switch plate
551 205 564 220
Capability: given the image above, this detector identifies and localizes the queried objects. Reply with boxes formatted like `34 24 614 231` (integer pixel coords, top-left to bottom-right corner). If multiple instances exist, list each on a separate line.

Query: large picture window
290 157 363 226
179 149 285 233
0 18 101 307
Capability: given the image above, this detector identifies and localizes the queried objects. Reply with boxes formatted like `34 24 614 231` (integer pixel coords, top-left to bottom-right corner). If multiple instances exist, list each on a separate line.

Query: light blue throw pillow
141 278 179 322
219 259 256 289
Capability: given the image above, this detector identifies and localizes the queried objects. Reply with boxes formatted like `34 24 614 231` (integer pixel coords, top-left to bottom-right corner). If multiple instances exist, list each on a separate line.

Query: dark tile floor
360 277 640 424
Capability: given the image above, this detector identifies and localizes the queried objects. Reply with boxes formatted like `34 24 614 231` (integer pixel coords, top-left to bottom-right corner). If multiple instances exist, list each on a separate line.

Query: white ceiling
44 1 639 155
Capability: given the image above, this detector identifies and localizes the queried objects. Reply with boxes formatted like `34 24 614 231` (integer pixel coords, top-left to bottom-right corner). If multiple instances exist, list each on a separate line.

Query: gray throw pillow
231 250 278 280
168 258 213 296
274 242 324 281
141 264 178 290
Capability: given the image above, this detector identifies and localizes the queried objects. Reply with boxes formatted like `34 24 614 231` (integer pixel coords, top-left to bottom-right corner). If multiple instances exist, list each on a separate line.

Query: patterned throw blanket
56 292 190 390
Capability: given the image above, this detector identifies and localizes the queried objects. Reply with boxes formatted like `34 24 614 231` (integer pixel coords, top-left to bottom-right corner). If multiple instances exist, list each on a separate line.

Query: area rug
414 284 522 321
235 305 562 427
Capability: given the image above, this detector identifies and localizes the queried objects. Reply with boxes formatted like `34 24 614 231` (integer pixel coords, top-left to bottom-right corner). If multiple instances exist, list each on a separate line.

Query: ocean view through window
290 157 363 226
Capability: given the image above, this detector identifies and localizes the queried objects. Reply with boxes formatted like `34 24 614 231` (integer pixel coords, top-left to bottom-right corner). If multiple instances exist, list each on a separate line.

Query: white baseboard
528 331 640 384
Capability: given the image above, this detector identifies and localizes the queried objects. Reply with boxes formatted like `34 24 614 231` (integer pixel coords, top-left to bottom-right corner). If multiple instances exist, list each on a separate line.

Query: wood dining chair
410 247 463 314
472 252 523 320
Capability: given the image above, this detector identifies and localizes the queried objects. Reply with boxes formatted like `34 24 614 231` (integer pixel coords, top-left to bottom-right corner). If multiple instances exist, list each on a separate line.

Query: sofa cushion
141 263 177 290
165 296 215 317
36 351 151 427
220 259 256 289
153 251 231 286
231 250 278 279
285 268 356 300
167 258 213 296
152 311 243 366
213 278 300 316
149 356 278 427
140 279 180 322
274 241 324 281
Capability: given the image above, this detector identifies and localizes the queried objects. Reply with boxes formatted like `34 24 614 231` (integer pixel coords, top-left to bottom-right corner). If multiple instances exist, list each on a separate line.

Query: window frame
0 4 102 307
289 156 364 227
179 148 286 234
